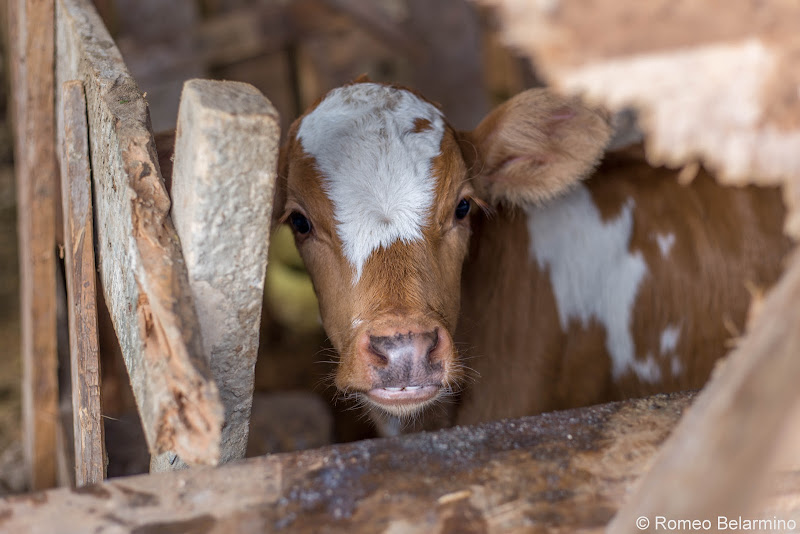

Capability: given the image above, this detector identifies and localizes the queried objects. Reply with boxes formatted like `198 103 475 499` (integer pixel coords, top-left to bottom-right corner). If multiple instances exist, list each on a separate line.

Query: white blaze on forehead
526 185 649 381
296 83 445 281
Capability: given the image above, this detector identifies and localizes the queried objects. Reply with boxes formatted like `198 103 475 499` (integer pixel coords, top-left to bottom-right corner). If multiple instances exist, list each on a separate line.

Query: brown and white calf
274 81 790 433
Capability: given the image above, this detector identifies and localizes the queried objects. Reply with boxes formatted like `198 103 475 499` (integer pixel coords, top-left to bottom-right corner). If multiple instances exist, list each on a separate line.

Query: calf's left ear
460 89 612 207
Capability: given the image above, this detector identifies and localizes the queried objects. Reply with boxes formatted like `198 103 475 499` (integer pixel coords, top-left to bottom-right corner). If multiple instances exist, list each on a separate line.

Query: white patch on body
526 184 649 381
297 83 445 281
655 232 676 258
659 324 680 355
659 324 683 377
631 353 662 384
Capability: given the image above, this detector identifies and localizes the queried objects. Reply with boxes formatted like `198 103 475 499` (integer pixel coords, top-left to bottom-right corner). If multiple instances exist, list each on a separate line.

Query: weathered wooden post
8 0 60 490
59 80 106 486
159 79 279 469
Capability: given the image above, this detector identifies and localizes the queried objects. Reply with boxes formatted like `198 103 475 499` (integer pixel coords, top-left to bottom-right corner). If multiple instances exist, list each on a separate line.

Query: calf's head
275 82 610 419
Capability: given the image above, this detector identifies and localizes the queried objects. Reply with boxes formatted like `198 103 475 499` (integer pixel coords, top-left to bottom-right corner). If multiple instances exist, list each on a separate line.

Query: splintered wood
59 81 106 486
166 79 279 467
54 0 223 468
8 0 60 490
482 0 800 238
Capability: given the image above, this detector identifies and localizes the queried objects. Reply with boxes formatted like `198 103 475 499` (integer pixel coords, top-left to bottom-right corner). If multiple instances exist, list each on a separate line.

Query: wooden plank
0 392 732 533
161 79 278 468
54 0 224 468
8 0 60 490
3 392 800 532
59 80 106 486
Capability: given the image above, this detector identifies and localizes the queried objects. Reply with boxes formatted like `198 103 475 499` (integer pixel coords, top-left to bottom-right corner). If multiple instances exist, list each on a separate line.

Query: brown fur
463 90 612 207
412 117 434 133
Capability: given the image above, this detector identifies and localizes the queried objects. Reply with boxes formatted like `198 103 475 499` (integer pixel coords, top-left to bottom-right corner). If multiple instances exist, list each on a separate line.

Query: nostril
368 339 389 366
425 328 439 362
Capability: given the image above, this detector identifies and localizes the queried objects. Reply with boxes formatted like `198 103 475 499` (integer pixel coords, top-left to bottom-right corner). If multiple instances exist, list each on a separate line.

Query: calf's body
275 81 789 433
456 147 789 426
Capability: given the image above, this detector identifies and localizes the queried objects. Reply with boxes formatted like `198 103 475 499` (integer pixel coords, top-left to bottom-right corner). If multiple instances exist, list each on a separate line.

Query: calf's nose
355 326 451 413
368 329 439 370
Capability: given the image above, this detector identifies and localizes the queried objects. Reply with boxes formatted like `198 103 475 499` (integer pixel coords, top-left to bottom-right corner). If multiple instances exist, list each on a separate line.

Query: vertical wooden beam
60 80 105 486
163 79 278 468
8 0 59 490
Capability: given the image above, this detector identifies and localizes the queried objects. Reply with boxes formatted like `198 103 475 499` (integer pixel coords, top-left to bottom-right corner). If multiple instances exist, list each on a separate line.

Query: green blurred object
265 225 322 333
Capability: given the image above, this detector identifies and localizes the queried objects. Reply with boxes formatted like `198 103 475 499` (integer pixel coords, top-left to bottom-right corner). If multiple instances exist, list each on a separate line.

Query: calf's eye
455 198 471 220
289 211 312 235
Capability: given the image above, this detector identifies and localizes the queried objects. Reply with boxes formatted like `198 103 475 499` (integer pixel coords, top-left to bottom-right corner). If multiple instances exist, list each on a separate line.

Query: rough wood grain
0 392 734 533
8 0 60 490
59 80 106 486
167 79 279 466
481 0 800 237
54 0 223 467
3 392 800 532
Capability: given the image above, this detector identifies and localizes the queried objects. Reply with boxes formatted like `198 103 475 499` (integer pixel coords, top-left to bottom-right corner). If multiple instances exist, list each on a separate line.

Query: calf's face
275 82 610 420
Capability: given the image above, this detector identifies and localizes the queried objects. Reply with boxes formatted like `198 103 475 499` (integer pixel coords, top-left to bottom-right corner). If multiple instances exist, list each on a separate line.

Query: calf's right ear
461 89 612 208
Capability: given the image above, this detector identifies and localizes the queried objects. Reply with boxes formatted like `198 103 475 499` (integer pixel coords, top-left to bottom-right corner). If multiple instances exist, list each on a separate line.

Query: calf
275 81 790 433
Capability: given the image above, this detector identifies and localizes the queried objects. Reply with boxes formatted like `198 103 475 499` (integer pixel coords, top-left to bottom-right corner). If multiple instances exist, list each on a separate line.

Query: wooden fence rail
1 393 799 533
10 0 280 485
